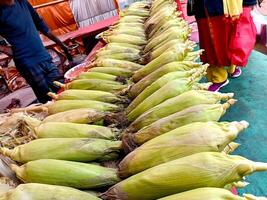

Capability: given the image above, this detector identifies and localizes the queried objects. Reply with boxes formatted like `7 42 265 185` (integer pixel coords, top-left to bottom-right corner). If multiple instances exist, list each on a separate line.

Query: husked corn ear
93 58 143 72
2 138 122 163
0 183 101 200
48 90 125 103
102 152 267 200
54 80 127 93
128 90 234 131
127 79 195 122
128 100 236 145
41 108 106 124
88 67 133 78
44 100 120 115
33 122 120 139
11 159 120 189
102 34 147 46
120 121 249 177
158 188 267 200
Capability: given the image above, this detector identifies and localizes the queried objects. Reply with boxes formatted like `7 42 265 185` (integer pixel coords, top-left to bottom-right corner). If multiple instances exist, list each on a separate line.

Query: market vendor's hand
61 44 73 62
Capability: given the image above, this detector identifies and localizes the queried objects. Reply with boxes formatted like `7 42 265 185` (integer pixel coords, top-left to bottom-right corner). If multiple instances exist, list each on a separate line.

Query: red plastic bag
228 7 257 66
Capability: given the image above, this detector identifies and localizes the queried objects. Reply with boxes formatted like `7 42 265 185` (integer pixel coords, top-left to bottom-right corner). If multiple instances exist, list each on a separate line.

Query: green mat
220 50 267 196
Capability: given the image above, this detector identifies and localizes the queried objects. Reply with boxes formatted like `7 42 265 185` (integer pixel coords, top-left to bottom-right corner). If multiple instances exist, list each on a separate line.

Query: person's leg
39 60 63 93
207 66 229 92
16 63 51 103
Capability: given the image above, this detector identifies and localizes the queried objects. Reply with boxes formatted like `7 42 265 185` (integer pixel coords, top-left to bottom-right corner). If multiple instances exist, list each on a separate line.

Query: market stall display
0 0 267 199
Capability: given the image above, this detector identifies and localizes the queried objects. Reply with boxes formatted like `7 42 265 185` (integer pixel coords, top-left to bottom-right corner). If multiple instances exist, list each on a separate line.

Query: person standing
0 0 71 103
192 0 257 91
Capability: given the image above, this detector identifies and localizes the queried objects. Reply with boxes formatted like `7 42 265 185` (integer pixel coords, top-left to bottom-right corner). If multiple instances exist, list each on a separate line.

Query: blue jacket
194 0 257 19
0 0 51 66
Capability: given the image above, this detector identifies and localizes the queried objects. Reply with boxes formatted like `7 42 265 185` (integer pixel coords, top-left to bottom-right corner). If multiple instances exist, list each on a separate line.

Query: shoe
229 67 242 78
208 79 229 92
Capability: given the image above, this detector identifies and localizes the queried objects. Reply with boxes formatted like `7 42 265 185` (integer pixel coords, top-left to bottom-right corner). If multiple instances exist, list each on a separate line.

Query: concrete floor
220 50 267 196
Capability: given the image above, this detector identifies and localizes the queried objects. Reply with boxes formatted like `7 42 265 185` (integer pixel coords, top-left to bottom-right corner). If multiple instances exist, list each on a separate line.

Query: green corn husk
119 16 146 23
11 159 120 189
129 63 206 99
124 9 150 17
111 24 144 33
133 48 193 81
148 40 196 61
96 52 141 62
105 43 143 51
102 152 267 200
102 34 147 46
33 122 120 139
93 58 143 72
45 100 120 115
1 138 122 163
98 46 140 55
41 108 107 124
54 80 127 93
127 100 236 145
158 188 267 200
119 121 249 177
144 27 191 53
77 72 118 81
88 67 133 78
0 183 101 200
103 29 146 38
128 90 234 131
127 70 198 112
48 90 125 103
127 79 196 122
132 61 202 83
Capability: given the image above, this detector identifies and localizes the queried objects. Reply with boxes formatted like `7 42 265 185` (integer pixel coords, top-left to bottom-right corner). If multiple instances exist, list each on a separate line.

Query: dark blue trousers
16 60 63 103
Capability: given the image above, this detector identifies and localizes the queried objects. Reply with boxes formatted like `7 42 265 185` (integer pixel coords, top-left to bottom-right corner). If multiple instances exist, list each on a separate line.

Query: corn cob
102 34 147 46
0 183 101 200
158 188 267 200
127 100 236 145
17 100 120 115
32 122 120 139
129 63 206 99
88 67 133 78
127 70 198 113
96 52 141 62
93 58 143 72
41 108 106 124
105 43 143 51
144 27 191 53
127 79 196 122
77 72 118 81
133 47 192 80
102 152 267 200
102 29 146 38
54 80 127 93
48 90 125 103
11 159 120 189
128 90 234 131
120 121 249 177
148 40 196 61
132 61 202 83
2 138 122 163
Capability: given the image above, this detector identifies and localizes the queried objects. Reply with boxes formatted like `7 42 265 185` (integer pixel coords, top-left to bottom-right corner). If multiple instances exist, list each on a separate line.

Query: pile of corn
0 0 266 199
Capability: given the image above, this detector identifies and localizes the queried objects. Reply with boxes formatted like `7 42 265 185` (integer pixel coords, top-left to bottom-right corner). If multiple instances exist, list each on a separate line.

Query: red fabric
197 7 256 67
176 0 185 19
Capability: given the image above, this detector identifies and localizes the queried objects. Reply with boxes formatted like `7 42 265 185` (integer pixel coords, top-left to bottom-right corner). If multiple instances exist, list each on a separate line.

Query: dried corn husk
119 121 248 177
102 152 267 200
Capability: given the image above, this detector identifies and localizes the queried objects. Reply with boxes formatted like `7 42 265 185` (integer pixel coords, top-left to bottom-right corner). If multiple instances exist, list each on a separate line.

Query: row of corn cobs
1 0 267 199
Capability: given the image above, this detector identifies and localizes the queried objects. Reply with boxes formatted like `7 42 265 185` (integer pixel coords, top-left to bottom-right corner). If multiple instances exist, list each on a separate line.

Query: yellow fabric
228 64 236 74
206 66 228 83
223 0 243 17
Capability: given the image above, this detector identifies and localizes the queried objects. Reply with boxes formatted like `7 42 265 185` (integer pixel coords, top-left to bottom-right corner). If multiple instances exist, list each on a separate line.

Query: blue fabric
16 60 63 103
0 0 51 66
